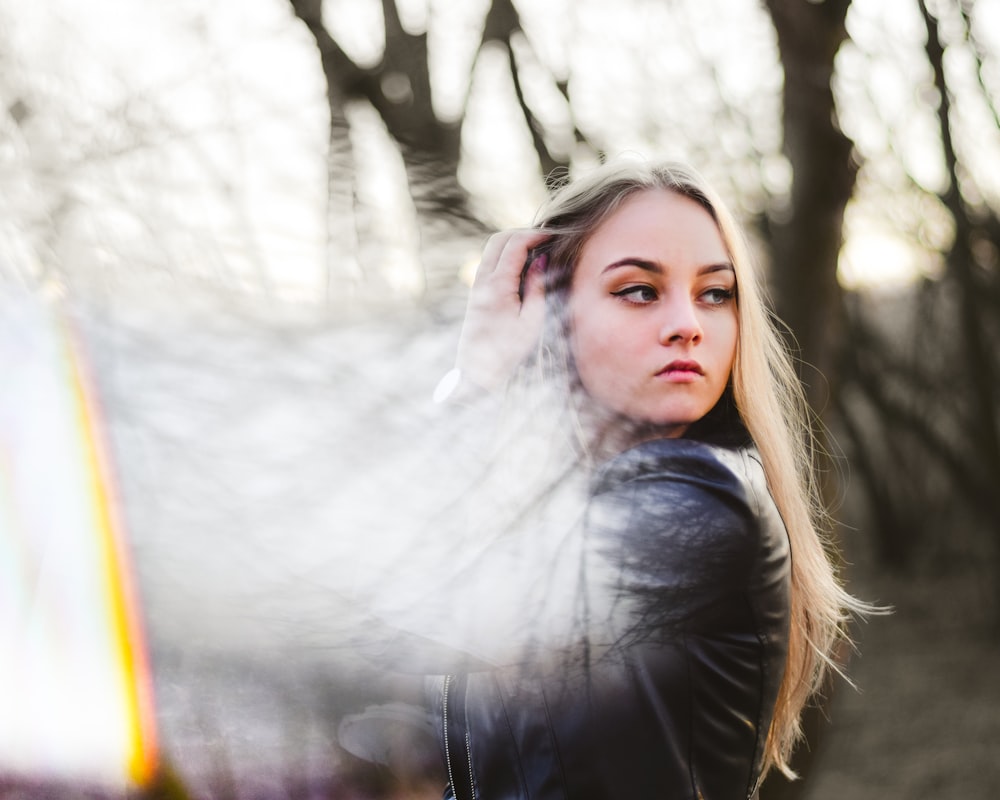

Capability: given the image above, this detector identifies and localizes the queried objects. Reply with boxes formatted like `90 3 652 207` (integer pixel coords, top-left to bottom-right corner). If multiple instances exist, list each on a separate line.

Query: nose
657 292 702 345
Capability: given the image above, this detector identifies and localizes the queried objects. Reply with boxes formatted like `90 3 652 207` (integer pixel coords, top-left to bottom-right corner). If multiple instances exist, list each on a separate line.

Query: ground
796 553 1000 799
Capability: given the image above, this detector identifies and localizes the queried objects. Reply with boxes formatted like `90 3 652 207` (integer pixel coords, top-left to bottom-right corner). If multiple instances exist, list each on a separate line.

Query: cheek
725 316 739 369
568 306 620 391
708 307 738 363
569 322 602 383
715 320 739 396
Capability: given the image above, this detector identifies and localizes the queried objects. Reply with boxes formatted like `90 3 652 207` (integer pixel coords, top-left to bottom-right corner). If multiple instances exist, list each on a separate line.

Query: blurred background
2 0 999 797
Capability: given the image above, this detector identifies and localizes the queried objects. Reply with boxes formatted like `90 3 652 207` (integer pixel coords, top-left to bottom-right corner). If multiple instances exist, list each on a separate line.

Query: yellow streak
61 317 159 786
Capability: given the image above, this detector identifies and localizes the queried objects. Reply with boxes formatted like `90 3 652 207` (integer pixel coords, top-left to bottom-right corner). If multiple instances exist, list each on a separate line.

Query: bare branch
473 0 595 181
918 0 1000 479
288 0 367 100
956 0 1000 139
505 42 563 179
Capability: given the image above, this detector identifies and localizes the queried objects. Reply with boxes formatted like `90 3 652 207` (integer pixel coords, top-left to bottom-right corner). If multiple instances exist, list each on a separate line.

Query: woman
421 159 864 800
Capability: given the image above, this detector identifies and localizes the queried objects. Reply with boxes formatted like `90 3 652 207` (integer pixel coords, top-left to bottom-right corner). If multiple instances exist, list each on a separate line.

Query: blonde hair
530 159 864 779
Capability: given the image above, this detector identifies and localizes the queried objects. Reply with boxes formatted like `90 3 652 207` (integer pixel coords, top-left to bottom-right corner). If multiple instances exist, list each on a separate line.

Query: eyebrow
601 258 735 275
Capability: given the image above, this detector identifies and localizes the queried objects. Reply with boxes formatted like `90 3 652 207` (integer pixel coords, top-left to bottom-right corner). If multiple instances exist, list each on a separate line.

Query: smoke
54 284 602 791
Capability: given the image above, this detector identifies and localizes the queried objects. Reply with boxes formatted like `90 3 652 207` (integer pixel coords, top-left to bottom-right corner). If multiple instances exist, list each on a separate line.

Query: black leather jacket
429 437 791 800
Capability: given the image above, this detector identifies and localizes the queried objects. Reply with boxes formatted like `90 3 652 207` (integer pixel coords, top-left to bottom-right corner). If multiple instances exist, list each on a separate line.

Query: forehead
580 189 729 266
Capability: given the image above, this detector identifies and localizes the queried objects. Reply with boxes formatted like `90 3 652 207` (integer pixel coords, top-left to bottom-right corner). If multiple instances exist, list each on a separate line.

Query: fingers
518 253 547 330
455 236 552 390
474 230 552 292
475 231 517 281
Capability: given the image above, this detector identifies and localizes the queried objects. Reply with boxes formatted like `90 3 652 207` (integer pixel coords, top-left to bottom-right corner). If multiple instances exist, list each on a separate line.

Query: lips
658 359 704 376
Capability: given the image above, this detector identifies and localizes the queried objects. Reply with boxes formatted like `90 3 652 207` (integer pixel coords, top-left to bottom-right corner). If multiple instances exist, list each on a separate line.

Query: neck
572 397 688 463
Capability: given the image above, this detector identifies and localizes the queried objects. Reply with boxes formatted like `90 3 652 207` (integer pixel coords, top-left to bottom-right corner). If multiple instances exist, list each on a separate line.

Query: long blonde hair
530 159 864 779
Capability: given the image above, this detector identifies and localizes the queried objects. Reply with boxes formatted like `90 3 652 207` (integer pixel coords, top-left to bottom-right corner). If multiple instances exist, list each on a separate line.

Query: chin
583 395 705 439
618 413 694 441
633 406 703 430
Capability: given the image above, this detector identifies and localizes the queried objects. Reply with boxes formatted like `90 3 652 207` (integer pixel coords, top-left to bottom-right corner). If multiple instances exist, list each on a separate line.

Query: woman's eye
701 287 735 306
612 285 658 304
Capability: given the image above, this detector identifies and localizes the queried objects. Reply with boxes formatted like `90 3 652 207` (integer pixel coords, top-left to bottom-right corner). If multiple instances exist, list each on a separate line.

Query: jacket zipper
465 731 476 800
442 675 476 800
443 675 458 796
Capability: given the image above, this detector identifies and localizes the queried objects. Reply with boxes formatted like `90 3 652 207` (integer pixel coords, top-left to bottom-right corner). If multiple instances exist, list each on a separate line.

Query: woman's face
567 189 738 437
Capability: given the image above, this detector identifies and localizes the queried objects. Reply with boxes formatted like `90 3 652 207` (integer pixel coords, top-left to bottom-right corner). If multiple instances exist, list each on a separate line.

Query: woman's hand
453 230 551 392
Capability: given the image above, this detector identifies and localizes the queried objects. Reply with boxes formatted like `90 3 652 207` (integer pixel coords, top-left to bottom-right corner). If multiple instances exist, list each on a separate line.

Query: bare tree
836 0 1000 572
288 0 595 300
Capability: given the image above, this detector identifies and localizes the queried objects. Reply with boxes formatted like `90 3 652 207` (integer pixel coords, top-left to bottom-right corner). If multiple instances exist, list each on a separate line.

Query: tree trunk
763 0 858 413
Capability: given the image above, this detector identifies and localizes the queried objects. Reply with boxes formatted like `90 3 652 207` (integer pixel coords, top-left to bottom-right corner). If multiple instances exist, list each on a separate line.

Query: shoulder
591 437 764 513
585 439 771 584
